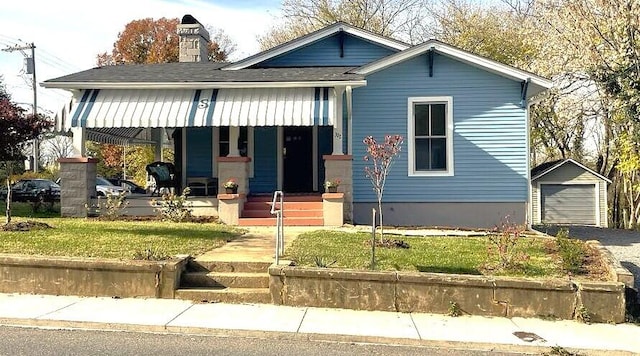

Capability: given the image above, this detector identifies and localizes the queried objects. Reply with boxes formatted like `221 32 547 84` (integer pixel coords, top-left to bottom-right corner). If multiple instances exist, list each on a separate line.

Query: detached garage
531 159 611 227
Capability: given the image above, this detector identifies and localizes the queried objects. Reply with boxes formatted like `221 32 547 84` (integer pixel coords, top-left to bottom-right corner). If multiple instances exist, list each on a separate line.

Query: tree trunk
377 198 383 243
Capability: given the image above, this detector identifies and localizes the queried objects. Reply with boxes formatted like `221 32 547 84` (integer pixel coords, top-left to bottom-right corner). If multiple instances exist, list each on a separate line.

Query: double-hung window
408 96 453 176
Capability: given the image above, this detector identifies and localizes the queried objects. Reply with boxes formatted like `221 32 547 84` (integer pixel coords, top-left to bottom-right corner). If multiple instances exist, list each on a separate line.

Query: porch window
217 127 255 177
407 96 454 176
219 127 249 157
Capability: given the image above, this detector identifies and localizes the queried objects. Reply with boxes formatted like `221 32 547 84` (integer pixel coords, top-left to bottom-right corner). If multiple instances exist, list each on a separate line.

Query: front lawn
0 217 243 259
286 230 562 277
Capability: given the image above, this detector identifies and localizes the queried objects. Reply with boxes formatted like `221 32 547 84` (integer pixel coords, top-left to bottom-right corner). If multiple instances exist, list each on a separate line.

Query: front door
283 127 313 192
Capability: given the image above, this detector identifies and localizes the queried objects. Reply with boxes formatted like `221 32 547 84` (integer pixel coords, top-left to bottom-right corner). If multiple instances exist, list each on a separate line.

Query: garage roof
531 159 611 183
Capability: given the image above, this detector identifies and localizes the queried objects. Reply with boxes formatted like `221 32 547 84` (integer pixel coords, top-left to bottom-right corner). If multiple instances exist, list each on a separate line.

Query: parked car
106 178 147 194
0 179 60 203
96 177 127 196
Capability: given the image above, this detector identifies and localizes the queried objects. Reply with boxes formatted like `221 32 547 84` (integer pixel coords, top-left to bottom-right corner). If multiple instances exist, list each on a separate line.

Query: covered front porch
54 84 358 225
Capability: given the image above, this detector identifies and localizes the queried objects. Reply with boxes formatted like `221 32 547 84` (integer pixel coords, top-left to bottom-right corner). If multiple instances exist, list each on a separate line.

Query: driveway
535 225 640 292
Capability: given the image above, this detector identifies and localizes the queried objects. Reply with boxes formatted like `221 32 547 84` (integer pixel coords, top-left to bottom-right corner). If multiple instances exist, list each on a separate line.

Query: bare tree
40 134 74 168
258 0 432 49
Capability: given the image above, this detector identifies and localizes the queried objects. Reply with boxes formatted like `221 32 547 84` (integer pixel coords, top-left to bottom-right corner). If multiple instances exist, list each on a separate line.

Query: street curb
0 317 635 356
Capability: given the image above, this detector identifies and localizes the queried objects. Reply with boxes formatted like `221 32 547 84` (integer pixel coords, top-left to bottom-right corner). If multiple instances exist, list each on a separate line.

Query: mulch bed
1 221 53 232
89 215 218 223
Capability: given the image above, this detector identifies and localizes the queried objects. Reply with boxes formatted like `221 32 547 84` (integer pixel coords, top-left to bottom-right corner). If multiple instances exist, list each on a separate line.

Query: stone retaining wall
269 267 627 323
0 254 188 299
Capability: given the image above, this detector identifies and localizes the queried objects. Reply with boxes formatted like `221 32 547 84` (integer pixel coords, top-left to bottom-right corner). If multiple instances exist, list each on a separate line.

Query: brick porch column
322 192 344 226
58 157 98 217
217 157 251 195
323 155 352 223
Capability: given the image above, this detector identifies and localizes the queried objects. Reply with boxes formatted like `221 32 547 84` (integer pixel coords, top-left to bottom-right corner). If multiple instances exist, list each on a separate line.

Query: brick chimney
177 14 210 63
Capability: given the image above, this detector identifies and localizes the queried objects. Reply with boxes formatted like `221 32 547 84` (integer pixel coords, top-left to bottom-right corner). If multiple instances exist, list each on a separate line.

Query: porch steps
238 195 325 226
175 260 272 304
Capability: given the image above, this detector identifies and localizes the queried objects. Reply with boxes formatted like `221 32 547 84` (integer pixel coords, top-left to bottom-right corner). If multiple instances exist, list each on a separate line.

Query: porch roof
56 87 336 132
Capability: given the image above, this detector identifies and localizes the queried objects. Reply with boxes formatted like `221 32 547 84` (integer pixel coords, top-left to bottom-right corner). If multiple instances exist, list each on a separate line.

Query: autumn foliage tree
363 135 403 241
96 17 235 65
0 83 52 224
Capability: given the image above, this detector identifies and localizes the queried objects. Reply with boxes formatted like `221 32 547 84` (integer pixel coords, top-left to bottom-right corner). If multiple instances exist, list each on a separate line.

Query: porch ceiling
58 87 334 131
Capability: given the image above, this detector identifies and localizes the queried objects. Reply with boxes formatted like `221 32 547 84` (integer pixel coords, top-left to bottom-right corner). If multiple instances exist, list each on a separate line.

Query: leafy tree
96 17 236 65
363 135 403 242
0 82 52 224
428 0 538 70
258 0 430 50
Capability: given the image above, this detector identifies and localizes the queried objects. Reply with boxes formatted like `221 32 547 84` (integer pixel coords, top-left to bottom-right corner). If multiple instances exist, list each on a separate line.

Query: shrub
555 228 586 274
86 192 129 219
486 215 529 271
133 247 170 261
152 187 193 222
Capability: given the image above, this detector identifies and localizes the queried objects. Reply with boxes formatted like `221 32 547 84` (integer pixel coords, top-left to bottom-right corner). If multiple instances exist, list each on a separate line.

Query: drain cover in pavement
513 331 546 343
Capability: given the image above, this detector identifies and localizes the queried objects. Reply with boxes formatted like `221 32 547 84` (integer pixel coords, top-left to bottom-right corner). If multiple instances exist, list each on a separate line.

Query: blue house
44 15 551 227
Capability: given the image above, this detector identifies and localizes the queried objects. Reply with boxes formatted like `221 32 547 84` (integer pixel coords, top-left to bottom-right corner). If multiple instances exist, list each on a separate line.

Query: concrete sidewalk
0 293 637 355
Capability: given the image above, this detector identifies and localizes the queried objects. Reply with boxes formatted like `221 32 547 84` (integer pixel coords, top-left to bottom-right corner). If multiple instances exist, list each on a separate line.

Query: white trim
223 23 409 70
212 126 220 177
595 182 601 226
603 181 609 227
407 96 454 177
538 182 599 226
312 125 318 191
181 129 187 189
211 127 216 177
536 182 542 224
248 127 255 178
353 41 552 92
526 102 532 228
531 158 611 183
42 80 368 90
277 127 283 190
346 86 353 155
332 86 345 154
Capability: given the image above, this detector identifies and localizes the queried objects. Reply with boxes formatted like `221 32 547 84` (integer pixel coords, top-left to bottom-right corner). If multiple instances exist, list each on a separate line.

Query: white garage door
541 184 596 225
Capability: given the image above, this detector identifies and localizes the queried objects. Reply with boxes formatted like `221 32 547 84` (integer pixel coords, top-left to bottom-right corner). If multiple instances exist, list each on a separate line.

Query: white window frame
407 96 454 176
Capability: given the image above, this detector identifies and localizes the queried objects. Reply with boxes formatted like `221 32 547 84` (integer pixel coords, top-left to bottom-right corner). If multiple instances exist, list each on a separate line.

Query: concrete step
238 217 324 226
247 195 322 202
243 201 323 211
174 287 272 304
241 209 323 218
181 271 269 289
187 260 272 273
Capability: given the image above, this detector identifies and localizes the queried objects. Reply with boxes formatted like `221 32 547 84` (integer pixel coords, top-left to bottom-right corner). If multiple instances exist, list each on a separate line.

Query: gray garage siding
531 161 608 227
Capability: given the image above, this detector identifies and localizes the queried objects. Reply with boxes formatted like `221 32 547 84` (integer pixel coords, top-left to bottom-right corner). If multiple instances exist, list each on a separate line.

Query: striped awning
60 87 334 131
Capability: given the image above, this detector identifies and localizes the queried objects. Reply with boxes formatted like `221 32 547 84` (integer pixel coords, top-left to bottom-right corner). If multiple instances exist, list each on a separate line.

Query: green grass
285 230 561 277
1 201 60 219
0 201 244 259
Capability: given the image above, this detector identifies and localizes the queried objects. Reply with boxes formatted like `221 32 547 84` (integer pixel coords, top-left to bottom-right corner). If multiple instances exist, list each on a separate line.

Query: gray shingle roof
44 63 363 84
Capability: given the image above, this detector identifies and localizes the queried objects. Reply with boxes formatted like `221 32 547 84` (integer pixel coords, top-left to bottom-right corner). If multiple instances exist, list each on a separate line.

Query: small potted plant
323 178 340 193
223 178 239 194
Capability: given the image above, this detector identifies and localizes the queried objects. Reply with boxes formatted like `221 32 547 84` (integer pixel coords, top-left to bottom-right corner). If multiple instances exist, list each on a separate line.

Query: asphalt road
0 326 528 356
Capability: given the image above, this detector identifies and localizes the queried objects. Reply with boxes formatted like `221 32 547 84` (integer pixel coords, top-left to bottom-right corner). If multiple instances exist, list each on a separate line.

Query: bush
555 228 586 274
86 192 129 219
152 187 193 222
486 215 529 271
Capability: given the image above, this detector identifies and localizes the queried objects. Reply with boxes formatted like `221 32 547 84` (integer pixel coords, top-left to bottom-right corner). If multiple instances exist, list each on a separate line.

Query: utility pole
2 42 39 172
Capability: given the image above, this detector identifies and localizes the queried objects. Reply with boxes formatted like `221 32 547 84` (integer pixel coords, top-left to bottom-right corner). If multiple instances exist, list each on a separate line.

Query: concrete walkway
0 293 637 355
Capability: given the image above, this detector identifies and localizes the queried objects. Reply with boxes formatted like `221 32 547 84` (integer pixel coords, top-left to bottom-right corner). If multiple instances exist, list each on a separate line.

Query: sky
0 0 282 117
